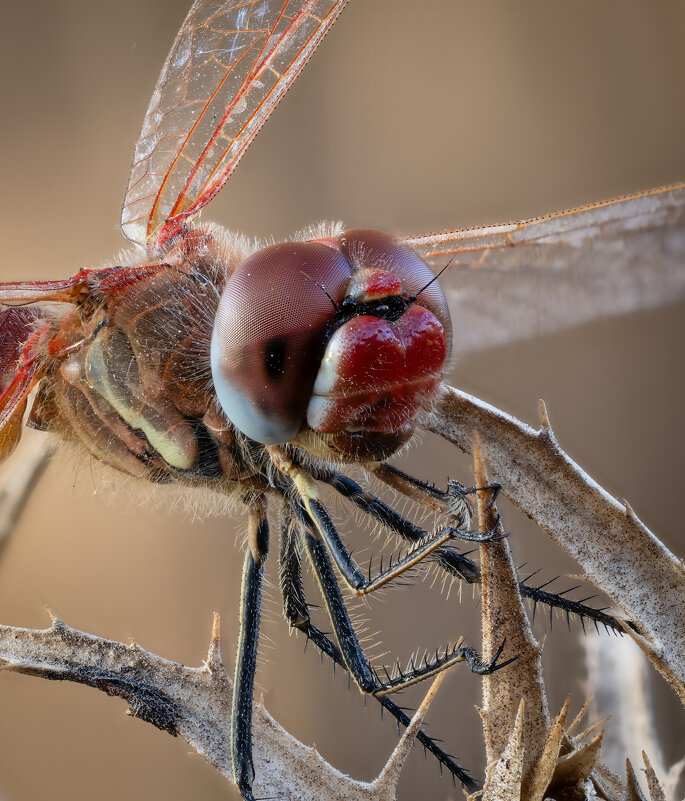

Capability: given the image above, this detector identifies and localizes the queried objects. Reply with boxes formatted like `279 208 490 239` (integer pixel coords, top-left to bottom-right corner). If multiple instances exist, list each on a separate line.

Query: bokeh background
0 1 683 799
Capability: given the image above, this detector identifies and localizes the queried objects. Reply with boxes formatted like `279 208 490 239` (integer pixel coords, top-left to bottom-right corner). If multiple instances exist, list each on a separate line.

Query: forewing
402 184 685 358
121 0 349 250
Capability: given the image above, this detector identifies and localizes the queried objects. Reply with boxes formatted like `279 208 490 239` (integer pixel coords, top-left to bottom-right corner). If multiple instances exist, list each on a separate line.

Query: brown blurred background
0 1 684 799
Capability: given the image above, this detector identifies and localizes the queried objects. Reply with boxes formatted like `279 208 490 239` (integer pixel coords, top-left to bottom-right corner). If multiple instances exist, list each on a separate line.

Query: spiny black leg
303 525 378 692
305 493 497 598
278 502 310 628
372 462 450 504
518 583 627 633
366 464 626 633
448 479 502 511
277 501 486 789
269 447 490 593
316 468 481 583
314 468 430 538
292 622 480 789
291 500 506 696
231 499 269 801
371 463 501 525
373 463 499 517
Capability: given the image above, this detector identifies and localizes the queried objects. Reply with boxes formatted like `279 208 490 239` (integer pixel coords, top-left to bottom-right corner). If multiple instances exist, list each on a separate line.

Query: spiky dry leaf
0 613 448 801
474 438 549 789
625 759 648 801
527 700 570 801
550 733 604 792
427 386 685 702
481 698 525 800
641 752 667 801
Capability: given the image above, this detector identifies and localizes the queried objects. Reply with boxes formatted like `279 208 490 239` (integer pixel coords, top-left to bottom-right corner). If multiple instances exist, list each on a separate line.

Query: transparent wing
121 0 349 250
402 184 685 358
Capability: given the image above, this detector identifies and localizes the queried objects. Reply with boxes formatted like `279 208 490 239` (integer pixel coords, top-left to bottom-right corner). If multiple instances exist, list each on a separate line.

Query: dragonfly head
210 229 451 461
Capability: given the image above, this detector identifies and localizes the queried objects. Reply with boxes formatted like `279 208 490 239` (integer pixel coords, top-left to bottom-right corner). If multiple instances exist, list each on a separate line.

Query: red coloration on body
97 265 179 296
338 229 452 360
0 308 39 396
151 217 190 257
0 318 52 459
349 270 403 302
310 304 446 434
46 311 90 358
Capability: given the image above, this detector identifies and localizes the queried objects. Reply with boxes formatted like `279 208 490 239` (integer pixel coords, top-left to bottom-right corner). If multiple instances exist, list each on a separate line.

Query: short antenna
299 270 339 311
410 257 454 302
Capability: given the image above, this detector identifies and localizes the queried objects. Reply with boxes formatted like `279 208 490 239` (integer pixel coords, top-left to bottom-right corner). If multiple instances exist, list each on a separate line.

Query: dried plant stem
470 444 676 801
0 612 445 800
473 436 550 791
426 384 685 702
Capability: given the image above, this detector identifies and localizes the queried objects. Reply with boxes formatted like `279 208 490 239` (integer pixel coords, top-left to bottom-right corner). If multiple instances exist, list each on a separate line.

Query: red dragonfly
0 2 683 799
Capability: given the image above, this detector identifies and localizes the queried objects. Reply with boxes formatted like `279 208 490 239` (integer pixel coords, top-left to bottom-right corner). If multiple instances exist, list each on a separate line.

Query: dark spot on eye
264 338 286 379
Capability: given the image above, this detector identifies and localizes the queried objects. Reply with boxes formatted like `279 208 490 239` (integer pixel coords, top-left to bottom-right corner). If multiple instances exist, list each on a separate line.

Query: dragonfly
0 2 683 800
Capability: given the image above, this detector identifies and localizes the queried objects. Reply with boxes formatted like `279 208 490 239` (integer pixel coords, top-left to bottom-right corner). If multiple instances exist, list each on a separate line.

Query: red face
210 229 451 460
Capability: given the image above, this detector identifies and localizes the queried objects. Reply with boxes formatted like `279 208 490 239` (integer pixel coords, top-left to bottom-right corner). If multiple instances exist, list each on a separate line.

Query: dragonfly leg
367 461 451 511
268 447 498 597
305 492 483 595
368 462 497 519
314 468 482 583
362 464 626 633
231 497 269 801
368 461 501 525
290 498 510 696
276 501 481 789
278 503 312 629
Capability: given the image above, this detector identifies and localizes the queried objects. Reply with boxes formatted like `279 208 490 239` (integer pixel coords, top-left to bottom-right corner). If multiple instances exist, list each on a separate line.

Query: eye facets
210 230 450 452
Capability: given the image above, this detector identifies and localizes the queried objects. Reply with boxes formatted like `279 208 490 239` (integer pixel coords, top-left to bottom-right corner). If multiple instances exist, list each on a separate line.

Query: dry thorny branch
0 386 682 800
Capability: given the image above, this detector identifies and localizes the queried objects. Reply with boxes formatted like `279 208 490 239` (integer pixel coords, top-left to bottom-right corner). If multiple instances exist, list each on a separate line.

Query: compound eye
338 229 452 359
210 242 352 444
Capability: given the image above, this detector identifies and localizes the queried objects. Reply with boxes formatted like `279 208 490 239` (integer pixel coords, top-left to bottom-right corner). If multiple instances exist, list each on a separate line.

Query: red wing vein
121 0 349 250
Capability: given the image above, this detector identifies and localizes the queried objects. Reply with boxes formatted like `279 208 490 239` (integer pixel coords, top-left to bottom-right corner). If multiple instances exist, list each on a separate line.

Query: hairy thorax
30 224 266 495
